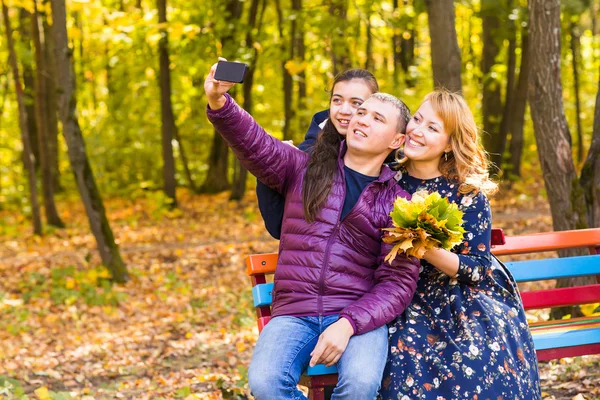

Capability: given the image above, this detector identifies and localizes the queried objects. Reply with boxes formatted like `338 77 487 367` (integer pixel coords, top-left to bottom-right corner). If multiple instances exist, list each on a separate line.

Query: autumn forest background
1 0 600 398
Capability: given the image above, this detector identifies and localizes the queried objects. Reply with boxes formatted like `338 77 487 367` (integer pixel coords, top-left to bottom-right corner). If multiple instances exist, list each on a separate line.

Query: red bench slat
492 228 600 256
536 343 600 361
521 284 600 310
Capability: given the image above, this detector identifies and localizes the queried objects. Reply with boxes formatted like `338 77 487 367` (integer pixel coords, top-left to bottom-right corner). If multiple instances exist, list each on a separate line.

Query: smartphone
214 61 248 83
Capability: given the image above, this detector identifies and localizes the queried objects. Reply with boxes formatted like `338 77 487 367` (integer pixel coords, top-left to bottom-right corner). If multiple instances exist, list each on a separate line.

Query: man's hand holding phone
204 58 248 111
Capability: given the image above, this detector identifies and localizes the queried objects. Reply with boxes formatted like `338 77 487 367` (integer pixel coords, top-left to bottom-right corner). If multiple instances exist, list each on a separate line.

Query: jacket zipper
316 168 387 316
318 221 340 316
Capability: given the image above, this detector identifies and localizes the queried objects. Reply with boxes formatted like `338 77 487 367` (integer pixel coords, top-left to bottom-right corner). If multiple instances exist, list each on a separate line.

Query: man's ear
389 133 405 150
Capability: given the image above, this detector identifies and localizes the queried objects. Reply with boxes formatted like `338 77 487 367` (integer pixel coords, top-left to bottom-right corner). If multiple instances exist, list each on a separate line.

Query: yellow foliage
284 60 308 76
65 277 76 289
34 387 51 400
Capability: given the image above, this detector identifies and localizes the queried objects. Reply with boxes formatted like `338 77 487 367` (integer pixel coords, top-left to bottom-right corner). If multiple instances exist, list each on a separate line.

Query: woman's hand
204 58 236 110
422 247 460 277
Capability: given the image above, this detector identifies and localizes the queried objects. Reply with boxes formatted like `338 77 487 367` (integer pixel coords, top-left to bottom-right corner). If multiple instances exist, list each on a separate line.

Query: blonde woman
380 90 541 399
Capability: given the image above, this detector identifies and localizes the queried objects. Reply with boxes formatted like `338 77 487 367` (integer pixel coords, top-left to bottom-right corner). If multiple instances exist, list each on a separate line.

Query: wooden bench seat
246 227 600 399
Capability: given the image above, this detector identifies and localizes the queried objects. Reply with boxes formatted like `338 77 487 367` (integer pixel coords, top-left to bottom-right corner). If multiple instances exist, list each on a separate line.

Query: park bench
246 227 600 399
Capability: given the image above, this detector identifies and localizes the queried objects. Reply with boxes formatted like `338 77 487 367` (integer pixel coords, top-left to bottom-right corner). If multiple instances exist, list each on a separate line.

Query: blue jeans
248 315 388 400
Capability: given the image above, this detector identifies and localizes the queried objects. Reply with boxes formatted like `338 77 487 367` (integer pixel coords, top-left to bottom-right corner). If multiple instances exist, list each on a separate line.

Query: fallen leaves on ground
0 185 598 399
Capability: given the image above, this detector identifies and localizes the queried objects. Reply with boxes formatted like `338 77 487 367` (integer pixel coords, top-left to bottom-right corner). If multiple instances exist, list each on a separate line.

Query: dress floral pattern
380 171 541 400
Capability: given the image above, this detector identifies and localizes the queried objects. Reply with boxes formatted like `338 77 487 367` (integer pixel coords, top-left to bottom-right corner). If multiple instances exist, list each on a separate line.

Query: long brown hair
400 90 498 196
302 69 378 222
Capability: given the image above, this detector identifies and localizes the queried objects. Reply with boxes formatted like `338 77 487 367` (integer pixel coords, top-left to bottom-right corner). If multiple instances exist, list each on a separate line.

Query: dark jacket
256 110 328 239
207 95 419 334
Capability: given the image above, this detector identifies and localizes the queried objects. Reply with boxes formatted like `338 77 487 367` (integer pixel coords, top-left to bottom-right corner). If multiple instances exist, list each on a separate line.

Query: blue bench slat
505 255 600 282
252 283 274 308
532 327 600 350
307 364 338 376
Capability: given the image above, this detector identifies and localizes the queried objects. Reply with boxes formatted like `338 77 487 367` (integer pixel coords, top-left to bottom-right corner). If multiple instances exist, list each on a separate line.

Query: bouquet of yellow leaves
383 190 466 261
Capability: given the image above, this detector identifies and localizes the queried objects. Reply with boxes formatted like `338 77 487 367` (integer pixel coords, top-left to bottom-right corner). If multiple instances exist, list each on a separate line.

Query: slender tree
481 0 505 173
231 0 266 201
499 0 517 164
581 69 600 228
41 0 61 192
274 0 294 141
293 0 307 112
328 0 351 74
570 19 584 162
18 8 40 167
51 0 128 282
423 0 462 92
200 0 242 193
2 0 43 235
157 0 177 205
32 0 63 227
507 29 530 178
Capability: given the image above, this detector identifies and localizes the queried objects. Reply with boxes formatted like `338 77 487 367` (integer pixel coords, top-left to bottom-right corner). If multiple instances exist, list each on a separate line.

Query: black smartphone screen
214 61 248 83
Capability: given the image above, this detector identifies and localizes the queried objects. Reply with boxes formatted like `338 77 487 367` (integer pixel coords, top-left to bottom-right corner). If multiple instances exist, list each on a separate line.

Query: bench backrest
246 228 600 361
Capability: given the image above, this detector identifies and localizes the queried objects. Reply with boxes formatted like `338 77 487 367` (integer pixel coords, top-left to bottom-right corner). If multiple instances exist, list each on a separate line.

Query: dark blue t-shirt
341 166 377 220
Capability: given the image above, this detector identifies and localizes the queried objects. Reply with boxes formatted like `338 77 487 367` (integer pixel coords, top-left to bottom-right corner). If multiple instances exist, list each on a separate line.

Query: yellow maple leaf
34 386 51 400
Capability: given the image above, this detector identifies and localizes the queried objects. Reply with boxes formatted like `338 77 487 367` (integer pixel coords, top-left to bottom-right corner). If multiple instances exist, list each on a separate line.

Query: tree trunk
42 1 61 193
507 30 530 179
529 0 588 232
173 127 197 192
231 0 266 201
293 0 306 112
580 68 600 228
328 0 351 75
392 0 401 86
399 0 415 80
200 0 242 194
365 17 373 71
157 0 177 206
529 0 590 319
570 20 584 163
32 0 63 227
499 4 517 159
591 0 597 37
3 0 43 236
423 0 462 92
481 0 504 174
19 8 40 168
51 0 128 282
274 0 294 141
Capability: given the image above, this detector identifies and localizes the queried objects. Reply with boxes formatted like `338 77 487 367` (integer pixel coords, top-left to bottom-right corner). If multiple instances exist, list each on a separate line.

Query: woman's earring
444 152 448 161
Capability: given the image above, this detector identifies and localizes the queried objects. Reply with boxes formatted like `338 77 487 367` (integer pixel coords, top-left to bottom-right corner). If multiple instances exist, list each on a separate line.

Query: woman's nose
412 127 424 137
339 102 352 114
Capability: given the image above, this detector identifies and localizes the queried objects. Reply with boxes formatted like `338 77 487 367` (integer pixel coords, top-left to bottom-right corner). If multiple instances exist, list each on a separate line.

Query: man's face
345 98 404 157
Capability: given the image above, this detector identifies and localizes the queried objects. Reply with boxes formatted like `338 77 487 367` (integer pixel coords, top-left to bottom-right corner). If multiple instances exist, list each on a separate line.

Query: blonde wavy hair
401 90 498 196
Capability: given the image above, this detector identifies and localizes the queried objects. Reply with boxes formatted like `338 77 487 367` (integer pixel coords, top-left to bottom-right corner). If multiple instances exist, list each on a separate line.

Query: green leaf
175 386 192 398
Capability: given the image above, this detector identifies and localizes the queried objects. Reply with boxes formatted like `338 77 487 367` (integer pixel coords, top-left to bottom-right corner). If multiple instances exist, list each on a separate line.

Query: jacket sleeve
255 181 285 240
454 192 493 285
339 189 420 335
297 110 329 152
207 94 306 193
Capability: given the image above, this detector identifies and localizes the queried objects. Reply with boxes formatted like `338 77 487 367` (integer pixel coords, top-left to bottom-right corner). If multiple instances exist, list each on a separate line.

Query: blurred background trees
0 0 599 236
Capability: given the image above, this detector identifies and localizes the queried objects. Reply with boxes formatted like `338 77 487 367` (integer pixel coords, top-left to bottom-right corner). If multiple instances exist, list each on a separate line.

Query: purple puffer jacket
207 94 419 335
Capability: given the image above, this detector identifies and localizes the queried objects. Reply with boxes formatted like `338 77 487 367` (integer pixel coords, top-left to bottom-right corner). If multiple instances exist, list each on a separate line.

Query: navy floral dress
380 171 541 400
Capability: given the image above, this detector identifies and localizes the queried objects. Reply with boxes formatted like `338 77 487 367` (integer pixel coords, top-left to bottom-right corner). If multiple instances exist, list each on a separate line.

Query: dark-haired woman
256 69 379 239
